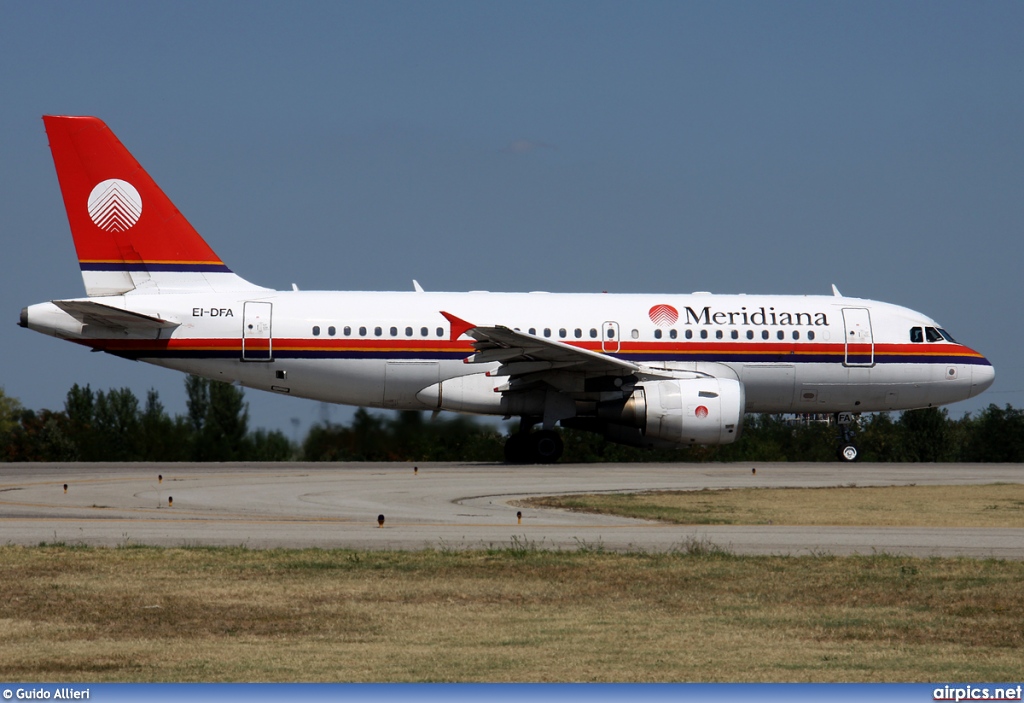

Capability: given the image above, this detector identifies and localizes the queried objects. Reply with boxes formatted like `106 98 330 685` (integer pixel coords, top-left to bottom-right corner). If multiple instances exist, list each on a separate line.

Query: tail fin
43 116 266 296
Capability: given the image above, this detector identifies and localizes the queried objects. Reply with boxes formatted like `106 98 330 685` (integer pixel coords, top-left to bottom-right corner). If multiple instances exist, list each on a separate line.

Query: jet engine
594 377 745 446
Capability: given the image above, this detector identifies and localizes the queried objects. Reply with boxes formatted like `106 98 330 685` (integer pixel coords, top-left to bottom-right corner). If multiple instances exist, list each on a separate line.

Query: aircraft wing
53 300 180 332
441 311 639 379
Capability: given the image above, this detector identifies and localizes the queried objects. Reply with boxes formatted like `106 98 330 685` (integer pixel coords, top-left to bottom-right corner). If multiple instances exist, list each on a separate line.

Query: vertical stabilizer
43 116 266 296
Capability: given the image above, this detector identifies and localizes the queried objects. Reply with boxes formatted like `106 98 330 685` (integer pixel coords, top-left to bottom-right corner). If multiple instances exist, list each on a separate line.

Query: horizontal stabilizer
53 300 180 332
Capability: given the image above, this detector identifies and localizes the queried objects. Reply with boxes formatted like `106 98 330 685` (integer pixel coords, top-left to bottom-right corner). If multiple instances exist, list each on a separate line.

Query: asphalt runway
1 462 1022 558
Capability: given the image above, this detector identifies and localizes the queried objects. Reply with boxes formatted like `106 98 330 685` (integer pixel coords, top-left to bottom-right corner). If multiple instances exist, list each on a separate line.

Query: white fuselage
25 289 995 416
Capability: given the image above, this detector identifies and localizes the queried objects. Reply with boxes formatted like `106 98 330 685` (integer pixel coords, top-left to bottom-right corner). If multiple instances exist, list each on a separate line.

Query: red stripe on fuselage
77 336 988 363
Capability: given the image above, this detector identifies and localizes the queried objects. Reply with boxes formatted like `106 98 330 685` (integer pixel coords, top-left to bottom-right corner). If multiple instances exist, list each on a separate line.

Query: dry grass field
0 543 1022 682
521 484 1024 527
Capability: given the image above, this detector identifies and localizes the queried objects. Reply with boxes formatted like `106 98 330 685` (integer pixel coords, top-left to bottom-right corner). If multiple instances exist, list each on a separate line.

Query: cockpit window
910 327 923 343
925 327 943 343
938 328 957 343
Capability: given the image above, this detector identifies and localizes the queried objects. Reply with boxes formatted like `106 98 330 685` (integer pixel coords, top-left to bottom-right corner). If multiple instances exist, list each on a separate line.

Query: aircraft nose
972 361 995 396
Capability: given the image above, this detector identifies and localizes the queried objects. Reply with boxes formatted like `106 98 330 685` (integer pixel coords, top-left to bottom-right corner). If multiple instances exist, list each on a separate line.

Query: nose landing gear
836 412 860 462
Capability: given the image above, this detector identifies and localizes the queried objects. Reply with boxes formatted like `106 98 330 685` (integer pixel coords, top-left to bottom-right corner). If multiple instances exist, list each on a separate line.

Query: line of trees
1 377 291 462
562 406 1024 463
1 378 1022 462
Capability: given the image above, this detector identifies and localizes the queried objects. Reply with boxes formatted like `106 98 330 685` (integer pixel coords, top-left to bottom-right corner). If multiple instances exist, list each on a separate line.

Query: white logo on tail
88 179 142 232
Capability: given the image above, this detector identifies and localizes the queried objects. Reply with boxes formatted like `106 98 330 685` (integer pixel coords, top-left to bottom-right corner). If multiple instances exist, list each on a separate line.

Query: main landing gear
504 419 564 464
836 412 859 462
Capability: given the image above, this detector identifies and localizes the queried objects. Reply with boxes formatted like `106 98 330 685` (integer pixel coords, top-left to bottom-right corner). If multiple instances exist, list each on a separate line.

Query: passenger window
328 326 336 336
716 330 723 340
808 331 815 341
390 326 398 337
731 330 738 340
590 328 598 339
700 330 708 340
631 329 639 339
910 327 923 343
359 326 367 336
777 330 784 340
344 326 351 336
606 328 615 339
762 330 769 340
793 331 800 340
669 329 677 339
405 327 413 337
529 328 536 335
747 330 754 340
421 327 428 337
436 327 444 337
574 328 582 339
374 327 383 337
544 328 551 338
655 329 663 339
559 328 567 339
312 326 321 336
685 329 693 340
925 327 942 343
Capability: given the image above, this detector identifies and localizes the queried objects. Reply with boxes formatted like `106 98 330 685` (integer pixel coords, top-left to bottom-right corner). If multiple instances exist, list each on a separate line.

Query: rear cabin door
242 301 273 361
842 307 874 367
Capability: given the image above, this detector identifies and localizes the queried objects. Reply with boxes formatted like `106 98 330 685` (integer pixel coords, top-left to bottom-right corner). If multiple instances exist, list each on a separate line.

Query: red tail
43 116 258 296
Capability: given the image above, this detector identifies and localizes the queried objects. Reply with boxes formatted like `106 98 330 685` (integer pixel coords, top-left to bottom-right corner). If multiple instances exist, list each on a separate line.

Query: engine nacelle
631 377 745 445
416 372 546 417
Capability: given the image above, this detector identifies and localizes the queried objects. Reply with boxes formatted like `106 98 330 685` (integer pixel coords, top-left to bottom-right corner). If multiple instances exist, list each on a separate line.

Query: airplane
20 116 995 463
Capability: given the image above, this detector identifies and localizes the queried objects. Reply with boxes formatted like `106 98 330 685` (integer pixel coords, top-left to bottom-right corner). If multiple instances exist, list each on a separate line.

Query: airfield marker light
377 514 385 528
752 468 756 475
158 474 163 484
414 466 418 476
63 484 68 494
517 511 522 525
168 496 173 507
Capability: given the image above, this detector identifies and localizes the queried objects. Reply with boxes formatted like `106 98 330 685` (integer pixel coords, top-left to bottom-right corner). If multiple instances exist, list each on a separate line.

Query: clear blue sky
2 1 1021 436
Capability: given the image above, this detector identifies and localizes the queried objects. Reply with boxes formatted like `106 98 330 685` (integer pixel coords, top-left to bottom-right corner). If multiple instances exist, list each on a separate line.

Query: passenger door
842 307 873 367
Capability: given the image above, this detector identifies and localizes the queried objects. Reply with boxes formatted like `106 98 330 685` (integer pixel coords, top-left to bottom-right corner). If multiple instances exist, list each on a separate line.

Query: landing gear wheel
503 431 564 464
504 433 530 464
838 443 859 462
531 430 564 464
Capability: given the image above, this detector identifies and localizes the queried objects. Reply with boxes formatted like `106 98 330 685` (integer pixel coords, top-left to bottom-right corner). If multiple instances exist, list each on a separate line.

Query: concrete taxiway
1 462 1022 558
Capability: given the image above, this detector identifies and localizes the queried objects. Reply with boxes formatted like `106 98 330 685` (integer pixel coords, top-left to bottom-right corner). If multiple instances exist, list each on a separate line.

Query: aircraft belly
786 363 970 413
274 360 388 406
149 358 391 407
740 364 796 412
383 361 440 409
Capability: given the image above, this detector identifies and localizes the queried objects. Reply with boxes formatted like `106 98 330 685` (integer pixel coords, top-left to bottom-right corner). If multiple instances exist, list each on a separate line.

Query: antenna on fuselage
831 284 842 297
413 280 425 293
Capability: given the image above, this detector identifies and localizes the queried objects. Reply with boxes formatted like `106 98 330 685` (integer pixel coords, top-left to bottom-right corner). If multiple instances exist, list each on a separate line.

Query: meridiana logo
87 179 142 232
648 304 678 327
